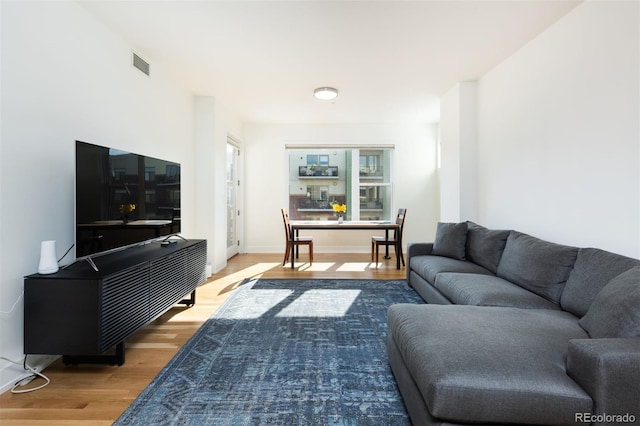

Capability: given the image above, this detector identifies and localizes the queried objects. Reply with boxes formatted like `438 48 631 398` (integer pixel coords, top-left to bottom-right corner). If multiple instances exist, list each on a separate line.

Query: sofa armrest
566 338 640 420
407 242 433 258
406 243 433 281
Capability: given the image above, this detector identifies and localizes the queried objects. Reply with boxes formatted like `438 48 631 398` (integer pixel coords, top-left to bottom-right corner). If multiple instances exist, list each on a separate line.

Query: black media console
24 239 207 366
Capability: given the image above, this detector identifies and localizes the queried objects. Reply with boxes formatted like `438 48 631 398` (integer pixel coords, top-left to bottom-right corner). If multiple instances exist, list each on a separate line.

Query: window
113 168 125 181
360 154 381 176
288 147 393 221
145 166 155 182
306 154 330 166
166 165 180 181
306 185 329 203
145 190 156 203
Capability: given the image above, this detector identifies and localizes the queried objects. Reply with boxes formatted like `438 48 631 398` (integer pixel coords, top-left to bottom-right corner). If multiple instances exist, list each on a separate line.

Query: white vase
338 216 344 224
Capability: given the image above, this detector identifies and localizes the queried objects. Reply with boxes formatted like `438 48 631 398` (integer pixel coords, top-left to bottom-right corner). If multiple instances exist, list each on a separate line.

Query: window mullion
350 149 360 221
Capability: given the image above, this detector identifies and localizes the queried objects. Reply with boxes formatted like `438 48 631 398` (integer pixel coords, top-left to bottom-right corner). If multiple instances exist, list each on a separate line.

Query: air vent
132 52 150 76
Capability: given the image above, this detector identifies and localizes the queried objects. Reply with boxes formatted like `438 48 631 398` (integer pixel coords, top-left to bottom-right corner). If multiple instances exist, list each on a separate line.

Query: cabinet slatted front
101 264 150 352
24 239 206 365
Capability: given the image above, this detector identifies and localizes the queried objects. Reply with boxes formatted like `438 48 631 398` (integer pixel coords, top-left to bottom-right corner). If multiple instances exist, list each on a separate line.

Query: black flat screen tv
75 140 181 258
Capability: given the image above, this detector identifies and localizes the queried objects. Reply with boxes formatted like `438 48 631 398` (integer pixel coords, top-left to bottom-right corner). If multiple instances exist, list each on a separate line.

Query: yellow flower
332 203 346 214
119 204 136 214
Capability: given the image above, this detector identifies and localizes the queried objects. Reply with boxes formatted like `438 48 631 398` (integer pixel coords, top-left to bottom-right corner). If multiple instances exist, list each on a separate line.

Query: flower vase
338 215 344 224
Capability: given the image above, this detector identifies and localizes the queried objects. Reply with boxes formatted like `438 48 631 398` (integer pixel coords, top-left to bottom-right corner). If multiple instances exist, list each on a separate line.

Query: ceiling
80 0 582 125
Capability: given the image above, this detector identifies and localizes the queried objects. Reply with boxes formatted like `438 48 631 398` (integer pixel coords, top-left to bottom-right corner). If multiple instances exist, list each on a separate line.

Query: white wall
441 1 639 258
0 1 196 393
476 0 639 257
440 81 478 222
242 123 439 254
439 87 462 221
194 97 243 273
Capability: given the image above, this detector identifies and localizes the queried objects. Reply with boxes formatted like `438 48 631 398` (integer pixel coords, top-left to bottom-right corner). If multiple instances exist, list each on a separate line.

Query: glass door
226 142 239 258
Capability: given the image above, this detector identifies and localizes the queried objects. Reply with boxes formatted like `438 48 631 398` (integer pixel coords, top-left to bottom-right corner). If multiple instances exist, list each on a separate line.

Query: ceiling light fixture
314 87 338 100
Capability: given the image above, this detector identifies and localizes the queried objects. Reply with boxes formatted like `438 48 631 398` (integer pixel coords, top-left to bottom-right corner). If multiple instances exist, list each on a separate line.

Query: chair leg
309 244 313 265
371 241 374 263
375 244 379 267
283 242 291 266
393 243 405 267
393 243 399 267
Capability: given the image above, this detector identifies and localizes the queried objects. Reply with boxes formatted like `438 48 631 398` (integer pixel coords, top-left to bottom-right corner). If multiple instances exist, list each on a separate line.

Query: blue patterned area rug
115 278 423 425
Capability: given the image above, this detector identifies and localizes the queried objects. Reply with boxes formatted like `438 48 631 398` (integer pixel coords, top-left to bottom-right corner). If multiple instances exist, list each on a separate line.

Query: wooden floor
0 253 406 425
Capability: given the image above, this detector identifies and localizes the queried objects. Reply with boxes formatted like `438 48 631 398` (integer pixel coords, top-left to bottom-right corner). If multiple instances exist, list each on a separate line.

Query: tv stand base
180 290 196 306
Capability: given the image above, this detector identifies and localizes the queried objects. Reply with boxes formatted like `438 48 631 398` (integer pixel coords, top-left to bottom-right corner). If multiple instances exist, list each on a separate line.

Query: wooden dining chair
281 208 313 266
371 208 407 267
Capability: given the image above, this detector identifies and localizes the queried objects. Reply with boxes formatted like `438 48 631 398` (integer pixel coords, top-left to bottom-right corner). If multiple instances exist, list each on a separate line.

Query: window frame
286 145 394 221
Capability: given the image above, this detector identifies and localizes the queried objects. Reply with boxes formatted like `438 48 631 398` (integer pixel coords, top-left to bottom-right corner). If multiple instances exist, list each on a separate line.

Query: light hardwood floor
0 253 406 425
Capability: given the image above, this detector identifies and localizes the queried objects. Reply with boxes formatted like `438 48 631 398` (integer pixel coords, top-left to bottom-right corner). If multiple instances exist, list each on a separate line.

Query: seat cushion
465 222 510 274
434 273 561 310
579 266 640 338
561 248 640 317
432 222 467 260
388 304 592 425
496 231 578 304
410 255 493 285
372 236 398 243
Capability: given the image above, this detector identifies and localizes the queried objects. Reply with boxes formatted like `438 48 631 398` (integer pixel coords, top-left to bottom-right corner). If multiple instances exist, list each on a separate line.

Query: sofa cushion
561 248 640 317
388 304 592 425
409 271 453 305
432 222 467 260
465 222 510 274
579 267 640 338
410 255 493 285
434 272 561 310
496 231 578 304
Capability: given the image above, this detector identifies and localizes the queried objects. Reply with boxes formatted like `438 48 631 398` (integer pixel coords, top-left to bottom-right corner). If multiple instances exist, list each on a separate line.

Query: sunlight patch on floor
206 262 281 290
336 262 370 272
301 262 334 271
275 289 361 317
218 289 294 319
145 324 199 330
369 262 392 269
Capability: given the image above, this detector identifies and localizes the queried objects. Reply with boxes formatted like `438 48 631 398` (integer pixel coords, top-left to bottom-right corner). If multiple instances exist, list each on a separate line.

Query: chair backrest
281 208 292 242
395 208 407 242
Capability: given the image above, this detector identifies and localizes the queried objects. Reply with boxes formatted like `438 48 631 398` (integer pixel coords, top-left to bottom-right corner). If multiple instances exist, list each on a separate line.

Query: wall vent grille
132 52 150 76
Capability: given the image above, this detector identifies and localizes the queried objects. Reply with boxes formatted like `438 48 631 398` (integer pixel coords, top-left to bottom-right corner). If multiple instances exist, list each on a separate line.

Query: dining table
289 220 401 269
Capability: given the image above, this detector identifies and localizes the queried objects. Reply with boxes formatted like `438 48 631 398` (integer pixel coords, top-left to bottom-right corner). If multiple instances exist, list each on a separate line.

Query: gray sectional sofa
388 221 640 425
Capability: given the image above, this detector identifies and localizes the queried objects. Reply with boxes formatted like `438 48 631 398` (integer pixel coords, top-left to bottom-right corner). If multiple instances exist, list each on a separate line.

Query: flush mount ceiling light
313 87 338 100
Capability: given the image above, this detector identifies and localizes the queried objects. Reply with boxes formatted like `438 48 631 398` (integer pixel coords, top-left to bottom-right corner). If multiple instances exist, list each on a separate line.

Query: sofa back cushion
432 222 467 260
578 267 640 338
561 248 640 317
496 231 578 304
465 222 510 274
